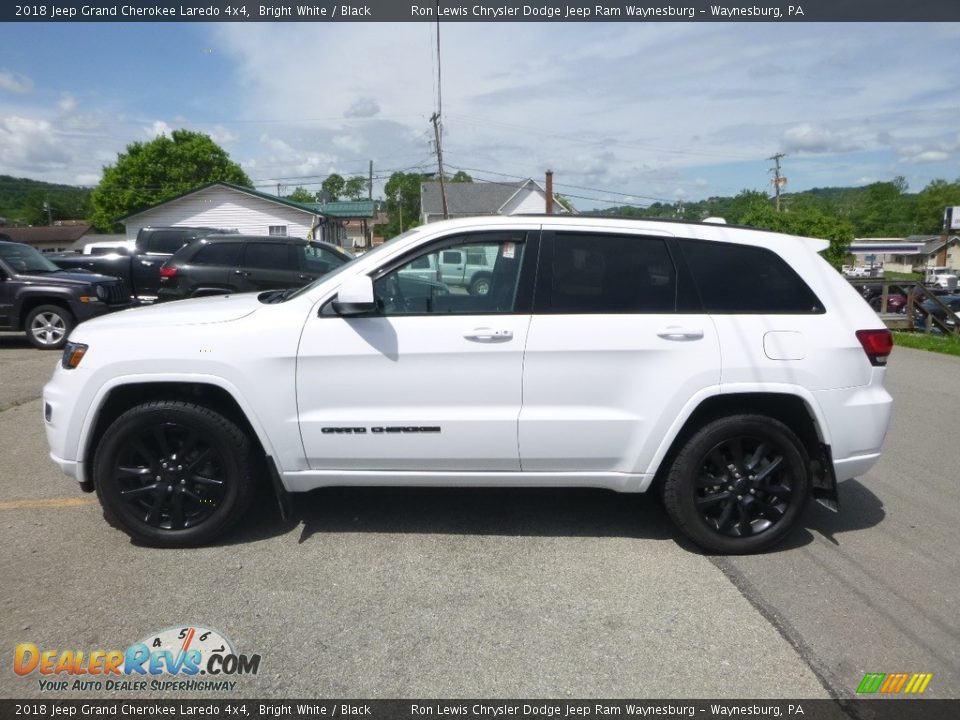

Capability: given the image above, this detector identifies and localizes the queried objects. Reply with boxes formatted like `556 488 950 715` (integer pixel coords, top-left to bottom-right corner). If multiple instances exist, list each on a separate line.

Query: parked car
156 235 353 302
49 227 235 300
43 216 893 554
854 284 909 314
914 294 960 332
0 240 133 349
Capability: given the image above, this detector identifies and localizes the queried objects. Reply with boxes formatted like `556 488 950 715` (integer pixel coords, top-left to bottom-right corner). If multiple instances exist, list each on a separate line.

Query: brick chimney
545 170 554 215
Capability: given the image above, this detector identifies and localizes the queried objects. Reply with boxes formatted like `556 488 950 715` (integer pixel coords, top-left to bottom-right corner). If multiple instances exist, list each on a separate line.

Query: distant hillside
587 179 960 238
0 175 92 226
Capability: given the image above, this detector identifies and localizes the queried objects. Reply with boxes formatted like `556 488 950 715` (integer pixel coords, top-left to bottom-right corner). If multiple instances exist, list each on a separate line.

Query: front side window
374 235 526 315
544 233 677 314
301 244 348 274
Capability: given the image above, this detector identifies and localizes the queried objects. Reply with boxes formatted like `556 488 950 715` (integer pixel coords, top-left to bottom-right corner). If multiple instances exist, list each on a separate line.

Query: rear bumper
814 377 893 482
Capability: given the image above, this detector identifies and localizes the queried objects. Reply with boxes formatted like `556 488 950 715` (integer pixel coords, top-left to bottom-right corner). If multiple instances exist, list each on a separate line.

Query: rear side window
192 243 241 267
543 233 677 314
146 231 194 254
243 242 290 271
679 239 824 314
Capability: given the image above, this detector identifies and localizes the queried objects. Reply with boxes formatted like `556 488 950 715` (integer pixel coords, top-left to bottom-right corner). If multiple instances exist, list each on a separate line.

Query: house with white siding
420 179 575 224
120 182 347 246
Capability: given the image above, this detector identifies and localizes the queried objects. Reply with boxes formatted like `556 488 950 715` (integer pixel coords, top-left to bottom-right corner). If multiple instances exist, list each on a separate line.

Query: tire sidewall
25 304 74 350
93 402 252 547
664 415 810 555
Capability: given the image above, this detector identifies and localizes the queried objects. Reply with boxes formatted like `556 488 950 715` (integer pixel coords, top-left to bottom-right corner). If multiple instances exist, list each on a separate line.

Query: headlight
95 284 108 300
61 342 88 369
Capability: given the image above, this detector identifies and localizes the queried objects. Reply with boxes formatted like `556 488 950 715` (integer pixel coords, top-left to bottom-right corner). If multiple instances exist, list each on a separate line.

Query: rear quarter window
679 239 824 314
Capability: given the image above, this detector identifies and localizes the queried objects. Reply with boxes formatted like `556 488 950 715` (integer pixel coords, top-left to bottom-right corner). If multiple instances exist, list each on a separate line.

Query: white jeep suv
43 216 894 553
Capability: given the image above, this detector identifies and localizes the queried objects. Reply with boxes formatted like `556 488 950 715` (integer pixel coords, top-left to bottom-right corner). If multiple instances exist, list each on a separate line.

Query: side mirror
332 274 376 315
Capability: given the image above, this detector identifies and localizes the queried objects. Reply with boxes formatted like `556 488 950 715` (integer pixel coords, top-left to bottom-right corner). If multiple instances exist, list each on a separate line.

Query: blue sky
1 21 959 210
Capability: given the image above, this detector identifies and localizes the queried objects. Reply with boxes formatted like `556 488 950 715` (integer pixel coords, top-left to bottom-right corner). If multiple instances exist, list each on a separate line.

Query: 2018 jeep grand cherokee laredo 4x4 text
42 217 893 553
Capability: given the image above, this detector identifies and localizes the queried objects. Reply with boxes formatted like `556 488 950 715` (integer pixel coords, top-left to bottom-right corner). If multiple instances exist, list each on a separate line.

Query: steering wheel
377 273 408 313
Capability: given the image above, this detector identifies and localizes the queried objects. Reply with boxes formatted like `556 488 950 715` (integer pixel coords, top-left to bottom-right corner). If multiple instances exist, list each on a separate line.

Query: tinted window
147 231 194 254
193 243 242 267
301 244 348 274
243 243 290 271
546 233 676 314
679 239 824 314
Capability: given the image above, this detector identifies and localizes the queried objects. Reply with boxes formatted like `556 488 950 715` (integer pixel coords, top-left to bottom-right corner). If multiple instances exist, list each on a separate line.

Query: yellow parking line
0 497 97 510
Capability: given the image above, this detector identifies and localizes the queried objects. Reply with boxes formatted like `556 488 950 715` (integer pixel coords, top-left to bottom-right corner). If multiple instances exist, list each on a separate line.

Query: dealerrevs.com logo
14 625 261 693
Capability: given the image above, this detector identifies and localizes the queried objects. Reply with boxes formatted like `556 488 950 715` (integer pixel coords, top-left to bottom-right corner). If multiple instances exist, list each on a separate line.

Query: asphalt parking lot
0 333 957 700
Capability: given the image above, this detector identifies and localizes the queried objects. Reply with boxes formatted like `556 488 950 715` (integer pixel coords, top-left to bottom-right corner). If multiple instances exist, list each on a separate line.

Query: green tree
343 176 368 200
285 186 315 204
915 179 960 234
321 174 345 201
740 203 854 269
450 170 473 183
725 190 771 224
382 171 428 238
851 178 917 237
89 130 250 232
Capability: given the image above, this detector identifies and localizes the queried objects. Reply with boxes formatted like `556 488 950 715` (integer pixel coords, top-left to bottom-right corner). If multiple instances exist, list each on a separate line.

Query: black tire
662 414 810 554
25 304 75 350
468 274 491 296
93 401 256 548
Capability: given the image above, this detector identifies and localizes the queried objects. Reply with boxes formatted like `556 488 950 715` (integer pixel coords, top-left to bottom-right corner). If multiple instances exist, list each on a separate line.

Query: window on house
268 226 287 237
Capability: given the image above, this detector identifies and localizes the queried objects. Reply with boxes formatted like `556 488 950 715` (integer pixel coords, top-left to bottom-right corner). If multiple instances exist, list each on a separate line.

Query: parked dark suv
0 240 133 349
157 235 353 302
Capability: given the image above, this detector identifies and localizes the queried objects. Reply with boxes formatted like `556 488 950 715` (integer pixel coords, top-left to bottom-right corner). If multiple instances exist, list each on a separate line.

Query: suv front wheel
663 415 810 554
93 401 255 547
25 304 75 350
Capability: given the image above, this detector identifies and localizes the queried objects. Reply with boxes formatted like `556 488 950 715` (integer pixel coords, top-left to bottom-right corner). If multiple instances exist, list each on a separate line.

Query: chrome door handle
657 326 704 341
463 328 513 341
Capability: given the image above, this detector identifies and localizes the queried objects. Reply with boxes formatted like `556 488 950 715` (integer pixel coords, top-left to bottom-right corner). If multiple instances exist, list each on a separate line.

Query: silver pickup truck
398 243 500 295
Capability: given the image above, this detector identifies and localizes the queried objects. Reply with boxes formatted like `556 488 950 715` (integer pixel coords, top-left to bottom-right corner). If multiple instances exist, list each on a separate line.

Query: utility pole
368 160 373 201
431 112 449 219
769 153 786 211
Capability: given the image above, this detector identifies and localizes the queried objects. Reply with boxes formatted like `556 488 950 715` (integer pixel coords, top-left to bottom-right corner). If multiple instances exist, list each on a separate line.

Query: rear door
519 230 721 475
236 241 299 291
179 241 242 296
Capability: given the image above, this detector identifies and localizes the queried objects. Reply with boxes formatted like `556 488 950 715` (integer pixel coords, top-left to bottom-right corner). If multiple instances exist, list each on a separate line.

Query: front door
296 231 537 472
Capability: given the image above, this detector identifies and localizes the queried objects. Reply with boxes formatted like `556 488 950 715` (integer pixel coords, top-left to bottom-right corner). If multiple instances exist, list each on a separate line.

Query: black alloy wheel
663 415 810 554
93 401 255 547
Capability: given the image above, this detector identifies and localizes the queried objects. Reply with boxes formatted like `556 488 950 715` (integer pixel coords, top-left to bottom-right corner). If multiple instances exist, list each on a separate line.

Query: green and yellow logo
856 672 933 694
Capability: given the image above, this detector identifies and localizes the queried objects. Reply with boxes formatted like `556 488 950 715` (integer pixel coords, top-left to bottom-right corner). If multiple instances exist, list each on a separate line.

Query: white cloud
0 116 69 169
781 123 861 154
208 125 238 145
57 93 77 113
147 120 172 138
345 98 380 118
0 70 32 93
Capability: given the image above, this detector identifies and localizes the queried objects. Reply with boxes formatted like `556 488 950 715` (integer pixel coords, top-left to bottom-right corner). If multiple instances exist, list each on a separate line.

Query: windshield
0 243 62 273
281 227 425 302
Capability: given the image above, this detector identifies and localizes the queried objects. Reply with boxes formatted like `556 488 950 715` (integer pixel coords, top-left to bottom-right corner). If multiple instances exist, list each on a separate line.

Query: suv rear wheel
93 401 255 548
663 415 810 554
25 304 75 350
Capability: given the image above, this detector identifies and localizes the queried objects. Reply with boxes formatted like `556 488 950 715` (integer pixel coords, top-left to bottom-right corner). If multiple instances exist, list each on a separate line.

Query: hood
18 269 122 286
80 292 263 332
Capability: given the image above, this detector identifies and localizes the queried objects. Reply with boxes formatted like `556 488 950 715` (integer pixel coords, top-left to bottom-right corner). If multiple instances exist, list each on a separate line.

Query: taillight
159 265 178 279
856 329 893 366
